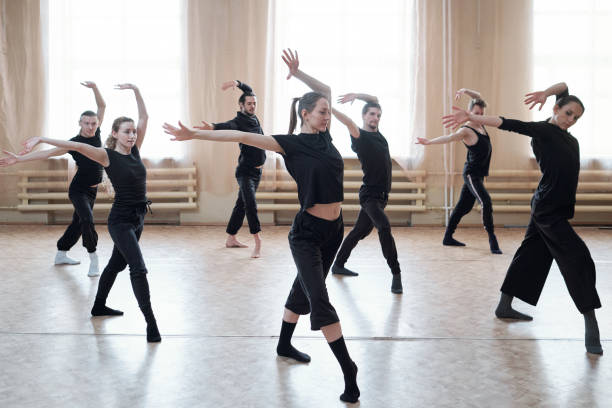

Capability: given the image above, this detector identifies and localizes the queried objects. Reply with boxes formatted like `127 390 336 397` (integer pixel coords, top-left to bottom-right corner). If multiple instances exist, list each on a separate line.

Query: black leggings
335 194 400 274
285 210 343 330
226 170 262 235
447 174 494 234
95 206 154 319
500 216 601 313
57 187 98 253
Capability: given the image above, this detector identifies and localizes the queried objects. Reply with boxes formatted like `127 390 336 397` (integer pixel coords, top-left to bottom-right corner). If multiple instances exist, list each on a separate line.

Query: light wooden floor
1 224 612 407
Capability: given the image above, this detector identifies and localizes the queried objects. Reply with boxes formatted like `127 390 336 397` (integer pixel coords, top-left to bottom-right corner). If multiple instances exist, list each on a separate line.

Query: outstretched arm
21 137 109 167
116 84 148 150
442 106 502 130
416 127 471 145
524 82 568 111
81 81 106 126
163 122 284 154
0 147 68 167
282 49 331 101
331 108 360 138
455 88 481 101
337 93 378 105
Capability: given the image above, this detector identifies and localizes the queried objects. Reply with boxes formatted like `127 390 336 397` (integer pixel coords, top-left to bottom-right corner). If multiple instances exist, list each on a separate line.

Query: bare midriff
306 202 342 221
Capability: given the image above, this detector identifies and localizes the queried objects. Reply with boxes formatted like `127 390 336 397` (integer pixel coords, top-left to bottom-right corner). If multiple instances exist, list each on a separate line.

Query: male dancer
196 80 266 258
331 93 403 294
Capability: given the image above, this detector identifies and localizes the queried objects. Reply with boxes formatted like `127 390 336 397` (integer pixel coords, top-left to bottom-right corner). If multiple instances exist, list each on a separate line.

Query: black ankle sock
276 321 311 362
443 232 465 246
495 293 532 321
146 320 161 343
391 273 403 294
488 233 502 254
91 301 124 316
584 310 603 354
328 336 360 403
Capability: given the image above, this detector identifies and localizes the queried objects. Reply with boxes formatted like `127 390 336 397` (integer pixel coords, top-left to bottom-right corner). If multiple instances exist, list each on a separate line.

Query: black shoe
391 274 403 294
332 264 359 276
147 321 161 343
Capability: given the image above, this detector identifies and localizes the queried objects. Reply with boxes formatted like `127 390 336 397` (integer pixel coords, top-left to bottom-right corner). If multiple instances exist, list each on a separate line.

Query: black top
273 130 344 210
462 125 492 177
351 128 392 195
213 81 266 175
499 113 579 221
68 128 104 190
104 146 147 208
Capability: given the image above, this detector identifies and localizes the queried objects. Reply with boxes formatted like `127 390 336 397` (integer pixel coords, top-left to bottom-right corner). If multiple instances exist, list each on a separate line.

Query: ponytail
288 97 300 134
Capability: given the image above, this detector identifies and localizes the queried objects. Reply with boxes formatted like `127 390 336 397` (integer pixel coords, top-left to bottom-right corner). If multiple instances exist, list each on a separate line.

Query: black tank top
462 125 492 177
104 146 147 208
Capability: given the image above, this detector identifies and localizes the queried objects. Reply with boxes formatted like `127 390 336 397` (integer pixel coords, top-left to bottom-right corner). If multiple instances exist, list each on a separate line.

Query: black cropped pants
226 168 262 235
57 186 98 253
285 210 343 330
447 173 494 234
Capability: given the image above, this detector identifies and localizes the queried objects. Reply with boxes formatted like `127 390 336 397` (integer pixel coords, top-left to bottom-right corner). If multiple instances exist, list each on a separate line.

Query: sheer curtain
43 0 186 161
265 0 417 160
533 0 612 162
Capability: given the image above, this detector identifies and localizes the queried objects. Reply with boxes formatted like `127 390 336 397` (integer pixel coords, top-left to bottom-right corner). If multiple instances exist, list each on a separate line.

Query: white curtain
43 0 186 161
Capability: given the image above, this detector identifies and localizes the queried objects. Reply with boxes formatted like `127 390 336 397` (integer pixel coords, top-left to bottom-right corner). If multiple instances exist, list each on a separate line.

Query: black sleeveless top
68 128 104 190
462 125 492 177
272 130 344 210
104 146 147 208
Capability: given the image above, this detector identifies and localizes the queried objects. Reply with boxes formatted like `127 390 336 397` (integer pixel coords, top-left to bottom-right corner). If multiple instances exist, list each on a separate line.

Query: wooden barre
14 167 196 177
17 202 198 212
19 179 197 189
256 192 426 200
260 181 426 190
257 203 427 212
490 193 612 201
486 204 612 213
18 191 198 200
343 169 426 178
486 182 612 191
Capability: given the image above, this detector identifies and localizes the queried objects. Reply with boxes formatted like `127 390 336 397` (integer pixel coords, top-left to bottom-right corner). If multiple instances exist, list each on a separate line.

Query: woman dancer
417 88 501 254
20 84 161 343
442 82 602 355
163 49 359 402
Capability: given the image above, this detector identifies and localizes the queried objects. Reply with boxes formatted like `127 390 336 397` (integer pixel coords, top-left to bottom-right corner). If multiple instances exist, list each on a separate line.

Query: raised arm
116 84 148 149
282 49 331 101
524 82 568 111
81 81 106 126
221 79 254 95
442 106 502 130
455 88 481 101
331 108 360 138
337 93 378 105
21 137 109 167
416 127 472 145
163 122 284 154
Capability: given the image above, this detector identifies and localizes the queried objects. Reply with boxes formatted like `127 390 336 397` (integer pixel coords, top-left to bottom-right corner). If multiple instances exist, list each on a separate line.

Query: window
533 0 612 158
44 0 186 160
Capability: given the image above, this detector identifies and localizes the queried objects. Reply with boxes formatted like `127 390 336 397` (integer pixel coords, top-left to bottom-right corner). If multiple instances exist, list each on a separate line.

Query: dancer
164 49 359 403
417 88 501 254
330 93 403 294
442 82 602 355
20 84 161 343
0 81 106 276
195 80 265 258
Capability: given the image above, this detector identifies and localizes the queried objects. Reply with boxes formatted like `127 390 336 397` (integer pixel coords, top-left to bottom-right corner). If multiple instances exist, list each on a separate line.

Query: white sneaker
88 252 99 277
54 250 80 265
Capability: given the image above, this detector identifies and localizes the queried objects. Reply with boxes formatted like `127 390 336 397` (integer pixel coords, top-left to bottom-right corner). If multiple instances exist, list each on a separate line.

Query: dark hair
105 116 134 150
468 98 487 111
362 102 382 116
80 110 97 119
556 95 585 113
288 92 326 134
239 92 256 105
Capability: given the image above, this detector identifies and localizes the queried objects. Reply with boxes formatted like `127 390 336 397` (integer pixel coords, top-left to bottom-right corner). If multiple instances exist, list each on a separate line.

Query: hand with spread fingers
281 48 299 80
442 106 470 129
163 121 197 141
524 91 548 111
194 120 214 131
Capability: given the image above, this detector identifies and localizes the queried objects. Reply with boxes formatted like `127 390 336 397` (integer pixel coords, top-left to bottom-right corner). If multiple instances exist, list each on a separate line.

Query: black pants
57 186 98 253
285 210 343 330
95 206 154 318
500 216 601 313
226 169 262 235
447 174 494 234
335 194 400 274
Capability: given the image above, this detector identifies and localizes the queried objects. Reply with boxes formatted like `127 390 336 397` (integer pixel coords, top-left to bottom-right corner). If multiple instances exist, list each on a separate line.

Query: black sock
495 293 532 320
488 233 502 254
391 273 403 294
276 320 311 362
443 231 465 246
328 336 360 403
139 304 161 342
91 301 124 316
584 310 603 354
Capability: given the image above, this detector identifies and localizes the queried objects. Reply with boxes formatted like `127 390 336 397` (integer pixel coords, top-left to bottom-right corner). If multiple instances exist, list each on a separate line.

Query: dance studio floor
1 224 612 407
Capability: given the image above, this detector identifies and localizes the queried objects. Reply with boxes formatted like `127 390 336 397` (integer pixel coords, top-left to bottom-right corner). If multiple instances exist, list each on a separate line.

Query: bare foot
226 235 248 248
251 233 261 258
